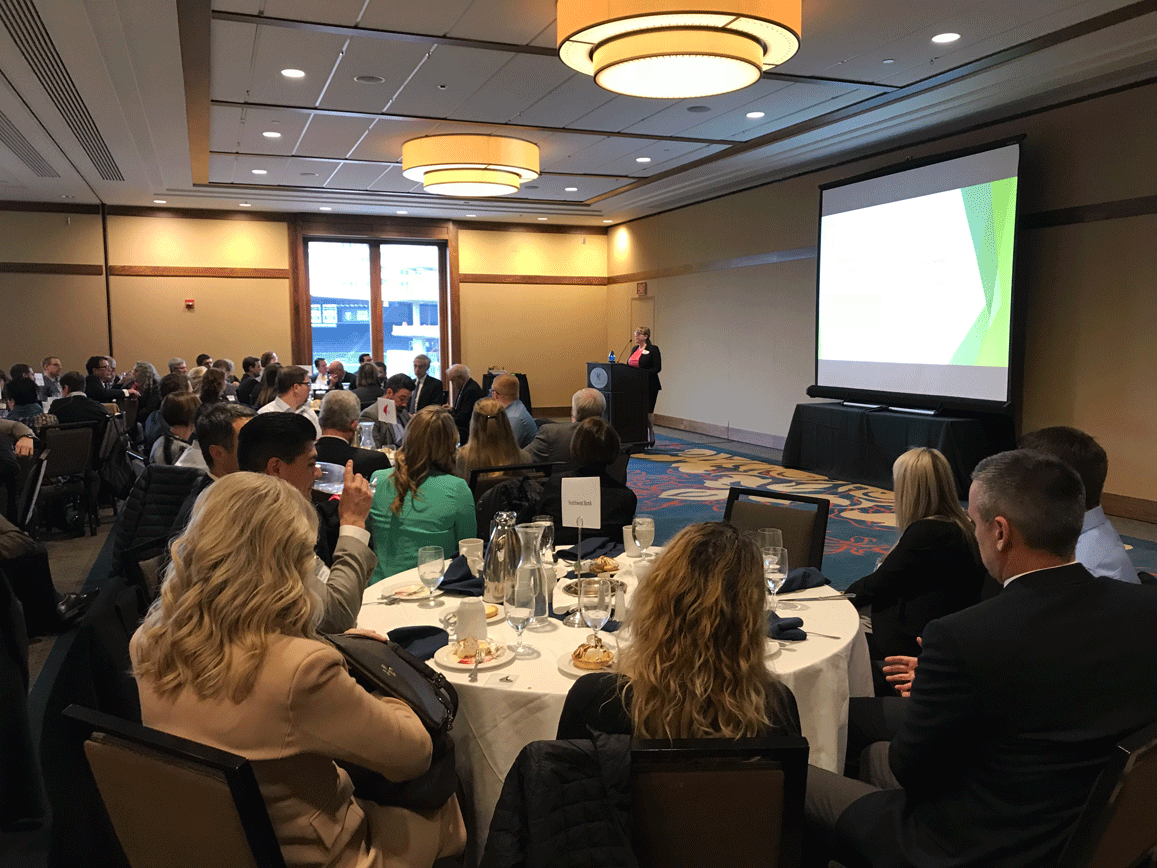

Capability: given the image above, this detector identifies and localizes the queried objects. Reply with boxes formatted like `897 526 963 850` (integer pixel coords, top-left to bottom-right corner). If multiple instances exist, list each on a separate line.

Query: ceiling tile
210 20 256 104
599 142 728 177
318 36 432 113
368 166 423 193
359 0 474 35
548 135 662 175
385 45 510 118
208 153 237 183
210 105 244 152
327 162 390 189
262 0 366 26
212 0 260 14
570 94 668 133
620 80 793 138
282 158 342 186
235 154 292 184
447 0 557 45
296 114 376 158
349 118 440 162
236 107 311 154
513 72 615 127
451 54 575 123
533 131 609 172
736 88 869 140
245 24 350 106
507 173 625 201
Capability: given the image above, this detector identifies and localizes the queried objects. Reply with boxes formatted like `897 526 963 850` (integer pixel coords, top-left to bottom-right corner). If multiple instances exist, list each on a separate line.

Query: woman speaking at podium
626 325 661 448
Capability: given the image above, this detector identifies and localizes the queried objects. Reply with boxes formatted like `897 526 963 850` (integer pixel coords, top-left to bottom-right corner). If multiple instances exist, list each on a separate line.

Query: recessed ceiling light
60 194 74 198
686 105 711 113
564 186 578 192
882 58 895 64
239 202 251 207
931 32 960 44
396 210 408 215
603 219 613 223
635 157 651 163
465 213 477 217
537 217 548 221
319 206 332 211
153 199 166 204
746 111 765 119
281 68 305 78
354 74 385 84
251 169 268 175
263 131 282 139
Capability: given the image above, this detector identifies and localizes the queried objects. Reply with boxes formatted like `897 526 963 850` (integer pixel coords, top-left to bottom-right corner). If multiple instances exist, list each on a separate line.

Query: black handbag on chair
322 633 459 810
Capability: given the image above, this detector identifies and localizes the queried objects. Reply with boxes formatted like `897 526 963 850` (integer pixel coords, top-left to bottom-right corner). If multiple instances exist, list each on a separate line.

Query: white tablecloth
357 556 872 860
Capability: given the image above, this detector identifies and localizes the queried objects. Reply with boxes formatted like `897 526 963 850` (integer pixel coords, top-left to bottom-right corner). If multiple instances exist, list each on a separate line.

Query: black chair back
16 448 49 532
468 462 558 499
632 736 809 868
723 487 830 569
1058 721 1157 868
43 425 95 478
64 704 285 868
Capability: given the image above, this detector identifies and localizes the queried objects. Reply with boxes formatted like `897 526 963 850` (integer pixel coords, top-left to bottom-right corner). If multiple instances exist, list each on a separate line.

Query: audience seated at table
39 355 62 401
489 373 537 449
198 367 229 408
256 365 321 437
358 373 413 449
132 361 162 417
523 387 604 472
149 392 199 466
351 361 384 409
845 446 986 667
84 355 136 402
0 419 34 522
253 362 281 408
131 472 465 868
212 358 239 391
4 376 52 431
534 417 637 545
235 355 262 406
367 406 476 584
327 360 356 390
187 365 208 395
51 371 111 426
454 398 529 482
315 390 390 480
557 521 801 740
143 372 190 454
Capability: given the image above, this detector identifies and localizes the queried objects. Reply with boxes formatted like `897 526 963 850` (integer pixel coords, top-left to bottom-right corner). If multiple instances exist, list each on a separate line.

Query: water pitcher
483 511 519 603
515 523 551 626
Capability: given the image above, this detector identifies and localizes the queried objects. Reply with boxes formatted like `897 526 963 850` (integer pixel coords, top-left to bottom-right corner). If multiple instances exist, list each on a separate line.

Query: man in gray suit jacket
524 388 605 471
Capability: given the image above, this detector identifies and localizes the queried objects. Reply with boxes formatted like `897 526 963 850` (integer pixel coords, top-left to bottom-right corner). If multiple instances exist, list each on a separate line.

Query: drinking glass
757 528 783 551
632 515 655 560
578 577 613 647
764 546 789 611
416 546 444 608
505 573 535 657
533 516 555 564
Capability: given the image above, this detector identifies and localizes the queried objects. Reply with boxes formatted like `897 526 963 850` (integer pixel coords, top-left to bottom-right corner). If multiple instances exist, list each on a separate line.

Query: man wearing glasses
83 355 138 402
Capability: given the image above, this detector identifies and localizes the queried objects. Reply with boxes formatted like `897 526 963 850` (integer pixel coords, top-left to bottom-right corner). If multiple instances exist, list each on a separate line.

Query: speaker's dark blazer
629 341 662 411
843 563 1157 868
846 518 986 659
451 377 484 444
313 435 390 481
410 375 444 412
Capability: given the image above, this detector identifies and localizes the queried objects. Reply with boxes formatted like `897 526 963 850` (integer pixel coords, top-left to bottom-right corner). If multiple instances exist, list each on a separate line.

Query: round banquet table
357 554 872 862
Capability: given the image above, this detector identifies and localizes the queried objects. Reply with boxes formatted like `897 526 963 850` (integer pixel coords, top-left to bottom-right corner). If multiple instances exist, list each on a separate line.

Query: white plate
765 639 784 659
379 581 442 601
433 643 513 672
557 651 616 679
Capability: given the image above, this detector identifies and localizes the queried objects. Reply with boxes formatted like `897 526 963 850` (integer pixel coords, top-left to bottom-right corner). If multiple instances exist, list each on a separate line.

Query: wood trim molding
105 205 289 222
108 265 290 278
456 220 607 236
459 273 607 286
1102 492 1157 525
0 262 103 275
447 226 460 369
296 215 453 239
609 247 817 285
288 217 310 364
1021 194 1157 230
0 200 101 215
652 414 787 451
176 0 210 186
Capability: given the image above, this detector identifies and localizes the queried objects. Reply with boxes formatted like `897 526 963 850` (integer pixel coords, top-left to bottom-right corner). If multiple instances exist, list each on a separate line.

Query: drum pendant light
557 1 801 99
402 135 540 197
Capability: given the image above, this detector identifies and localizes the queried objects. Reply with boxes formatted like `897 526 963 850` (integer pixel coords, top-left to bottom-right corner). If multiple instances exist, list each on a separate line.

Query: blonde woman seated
846 446 986 663
131 473 466 868
556 522 801 741
453 398 529 481
368 406 476 584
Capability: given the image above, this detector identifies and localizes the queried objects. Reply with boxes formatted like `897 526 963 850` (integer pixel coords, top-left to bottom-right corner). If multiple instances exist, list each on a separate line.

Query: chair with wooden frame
723 487 830 570
468 462 559 502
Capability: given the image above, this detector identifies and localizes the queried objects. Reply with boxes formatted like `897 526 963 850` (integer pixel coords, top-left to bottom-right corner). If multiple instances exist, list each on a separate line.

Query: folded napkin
767 611 807 642
439 555 484 597
387 625 449 660
556 537 625 562
780 567 831 594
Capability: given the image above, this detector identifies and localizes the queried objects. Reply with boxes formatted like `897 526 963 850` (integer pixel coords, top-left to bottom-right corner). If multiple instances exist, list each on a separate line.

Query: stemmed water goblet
505 573 535 657
764 546 789 611
632 514 655 560
578 577 613 648
416 546 444 608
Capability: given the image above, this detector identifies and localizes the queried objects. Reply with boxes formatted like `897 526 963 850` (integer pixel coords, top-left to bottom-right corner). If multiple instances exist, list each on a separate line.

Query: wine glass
416 546 444 608
757 527 783 551
505 573 535 657
578 577 612 647
632 515 655 560
764 546 789 611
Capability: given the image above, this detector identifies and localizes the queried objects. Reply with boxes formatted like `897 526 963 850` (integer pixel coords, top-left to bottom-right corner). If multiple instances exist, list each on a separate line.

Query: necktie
411 378 421 413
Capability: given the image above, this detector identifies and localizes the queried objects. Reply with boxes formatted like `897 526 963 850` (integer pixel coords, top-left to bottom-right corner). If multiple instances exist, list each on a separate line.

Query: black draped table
782 402 1015 497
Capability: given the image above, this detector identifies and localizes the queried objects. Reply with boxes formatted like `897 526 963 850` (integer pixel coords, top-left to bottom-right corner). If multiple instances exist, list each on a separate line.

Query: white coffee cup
455 597 488 642
633 557 654 583
622 526 641 557
459 538 484 575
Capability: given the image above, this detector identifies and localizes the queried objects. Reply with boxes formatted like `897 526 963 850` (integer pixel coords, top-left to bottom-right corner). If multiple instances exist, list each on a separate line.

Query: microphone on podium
617 339 633 360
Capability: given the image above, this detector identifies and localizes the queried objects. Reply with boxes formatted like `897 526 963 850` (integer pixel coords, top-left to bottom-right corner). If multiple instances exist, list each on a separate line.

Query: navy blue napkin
767 611 807 641
556 537 625 562
780 567 830 594
387 625 449 660
439 555 484 597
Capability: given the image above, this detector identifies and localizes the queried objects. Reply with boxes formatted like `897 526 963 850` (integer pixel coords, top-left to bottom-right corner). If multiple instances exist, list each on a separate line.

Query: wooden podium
587 362 649 447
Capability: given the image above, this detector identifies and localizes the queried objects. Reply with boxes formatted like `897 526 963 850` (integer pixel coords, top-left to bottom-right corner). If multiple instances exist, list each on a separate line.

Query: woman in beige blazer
131 472 465 868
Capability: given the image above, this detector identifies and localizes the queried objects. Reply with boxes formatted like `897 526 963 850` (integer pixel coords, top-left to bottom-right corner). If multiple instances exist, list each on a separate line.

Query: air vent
0 0 123 181
0 109 57 177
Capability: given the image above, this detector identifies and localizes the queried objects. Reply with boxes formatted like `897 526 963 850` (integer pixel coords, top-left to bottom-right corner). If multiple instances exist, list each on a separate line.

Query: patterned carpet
627 434 1157 591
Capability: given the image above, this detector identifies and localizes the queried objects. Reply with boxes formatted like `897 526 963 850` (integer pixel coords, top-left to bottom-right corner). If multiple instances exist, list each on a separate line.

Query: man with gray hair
446 363 483 444
409 353 443 413
805 448 1157 868
167 357 187 374
316 390 390 480
523 387 605 470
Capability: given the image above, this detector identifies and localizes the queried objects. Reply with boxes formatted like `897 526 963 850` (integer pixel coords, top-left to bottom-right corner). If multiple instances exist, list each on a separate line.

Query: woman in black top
625 326 661 447
557 522 801 741
847 446 986 665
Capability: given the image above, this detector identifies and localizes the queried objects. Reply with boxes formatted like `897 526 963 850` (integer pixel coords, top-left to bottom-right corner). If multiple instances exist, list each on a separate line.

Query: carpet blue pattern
627 434 1157 591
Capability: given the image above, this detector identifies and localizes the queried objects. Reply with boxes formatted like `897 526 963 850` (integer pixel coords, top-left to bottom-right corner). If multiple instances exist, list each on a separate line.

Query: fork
469 650 482 682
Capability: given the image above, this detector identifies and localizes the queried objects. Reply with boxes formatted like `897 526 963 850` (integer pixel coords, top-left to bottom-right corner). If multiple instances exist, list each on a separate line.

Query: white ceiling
0 0 1153 225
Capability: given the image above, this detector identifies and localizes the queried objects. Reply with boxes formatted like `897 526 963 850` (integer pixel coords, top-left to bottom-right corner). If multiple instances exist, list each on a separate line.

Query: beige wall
459 229 609 408
609 81 1157 502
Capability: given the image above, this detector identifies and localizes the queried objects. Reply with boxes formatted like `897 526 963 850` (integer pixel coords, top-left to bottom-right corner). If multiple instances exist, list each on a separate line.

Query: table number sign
376 397 398 424
561 477 600 529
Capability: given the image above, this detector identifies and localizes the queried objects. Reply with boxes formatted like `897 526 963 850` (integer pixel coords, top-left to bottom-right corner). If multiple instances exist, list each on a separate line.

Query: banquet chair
64 704 286 868
1056 720 1157 868
723 487 830 569
15 448 49 534
468 462 557 500
631 736 809 868
39 423 99 535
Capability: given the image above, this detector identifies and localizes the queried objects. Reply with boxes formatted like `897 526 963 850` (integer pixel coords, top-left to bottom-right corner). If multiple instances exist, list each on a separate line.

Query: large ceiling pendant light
402 135 540 197
557 1 801 99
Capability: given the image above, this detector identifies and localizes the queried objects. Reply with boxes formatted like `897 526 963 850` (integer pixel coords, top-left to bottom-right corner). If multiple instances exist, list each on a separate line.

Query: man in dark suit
807 449 1157 868
315 390 390 480
524 387 605 471
52 372 112 426
83 356 137 402
408 353 444 413
236 356 262 406
326 360 356 390
447 363 483 445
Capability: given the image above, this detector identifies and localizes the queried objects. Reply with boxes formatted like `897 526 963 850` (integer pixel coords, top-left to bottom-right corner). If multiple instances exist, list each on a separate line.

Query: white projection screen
812 140 1022 409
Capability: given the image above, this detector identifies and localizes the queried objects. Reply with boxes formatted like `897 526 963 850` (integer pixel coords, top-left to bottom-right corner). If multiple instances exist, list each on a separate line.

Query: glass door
380 243 441 376
307 241 372 369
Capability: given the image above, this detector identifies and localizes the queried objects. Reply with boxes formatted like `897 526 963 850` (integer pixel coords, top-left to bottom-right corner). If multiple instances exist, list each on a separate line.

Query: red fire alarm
185 298 195 310
636 282 648 296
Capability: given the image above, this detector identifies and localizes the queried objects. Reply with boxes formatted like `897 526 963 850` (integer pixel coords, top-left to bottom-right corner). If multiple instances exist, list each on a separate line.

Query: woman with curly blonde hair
368 405 476 583
556 521 801 740
131 472 465 867
453 397 527 481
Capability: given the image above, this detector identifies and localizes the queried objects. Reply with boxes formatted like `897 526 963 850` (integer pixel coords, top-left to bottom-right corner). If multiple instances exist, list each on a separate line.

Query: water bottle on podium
608 349 615 363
